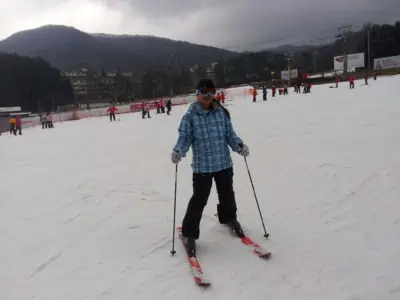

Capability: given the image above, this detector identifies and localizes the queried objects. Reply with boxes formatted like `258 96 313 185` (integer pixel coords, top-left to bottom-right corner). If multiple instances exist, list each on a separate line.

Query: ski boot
227 218 245 238
183 237 196 257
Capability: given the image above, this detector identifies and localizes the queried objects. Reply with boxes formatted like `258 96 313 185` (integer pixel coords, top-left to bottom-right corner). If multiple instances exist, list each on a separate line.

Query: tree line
0 53 74 112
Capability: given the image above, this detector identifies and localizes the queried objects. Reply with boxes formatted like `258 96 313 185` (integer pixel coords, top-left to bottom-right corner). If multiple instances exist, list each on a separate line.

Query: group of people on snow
7 115 23 135
40 113 54 129
105 98 173 121
155 98 172 115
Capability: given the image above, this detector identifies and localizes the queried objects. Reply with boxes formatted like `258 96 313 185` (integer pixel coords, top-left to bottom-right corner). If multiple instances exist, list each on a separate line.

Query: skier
335 76 340 88
171 79 249 257
41 114 47 129
166 99 172 115
364 72 369 85
15 115 22 135
141 101 151 119
46 113 54 128
251 88 257 102
215 92 221 103
220 91 226 104
283 84 288 95
262 86 268 101
160 99 166 114
349 76 355 89
107 104 118 122
155 101 161 114
271 85 276 97
9 116 16 135
307 82 312 93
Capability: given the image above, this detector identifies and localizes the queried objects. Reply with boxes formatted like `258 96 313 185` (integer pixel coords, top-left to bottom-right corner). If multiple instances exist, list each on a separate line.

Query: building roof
0 107 21 113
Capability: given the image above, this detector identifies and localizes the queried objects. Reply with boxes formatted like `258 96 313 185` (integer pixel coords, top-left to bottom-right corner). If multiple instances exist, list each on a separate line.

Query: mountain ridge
0 25 238 72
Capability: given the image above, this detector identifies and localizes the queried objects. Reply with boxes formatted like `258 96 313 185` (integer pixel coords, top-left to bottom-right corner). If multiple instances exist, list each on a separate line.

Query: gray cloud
1 0 399 51
107 0 400 50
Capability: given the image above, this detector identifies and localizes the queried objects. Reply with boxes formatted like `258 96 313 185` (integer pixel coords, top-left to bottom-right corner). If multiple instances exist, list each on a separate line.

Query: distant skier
220 91 226 104
155 101 161 114
215 92 221 103
271 85 276 97
171 78 249 257
166 99 172 115
262 86 268 101
107 104 118 122
283 84 288 95
46 114 54 128
335 76 341 88
349 76 355 89
9 116 16 134
251 88 257 102
15 115 22 135
307 82 312 93
160 99 166 114
364 72 369 85
141 101 151 119
41 114 47 129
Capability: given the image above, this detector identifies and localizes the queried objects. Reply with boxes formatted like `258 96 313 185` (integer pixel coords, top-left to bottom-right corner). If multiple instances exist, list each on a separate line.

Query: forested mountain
0 25 237 72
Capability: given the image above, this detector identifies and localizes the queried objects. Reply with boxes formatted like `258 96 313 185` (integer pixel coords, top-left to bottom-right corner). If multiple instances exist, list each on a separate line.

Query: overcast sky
0 0 399 50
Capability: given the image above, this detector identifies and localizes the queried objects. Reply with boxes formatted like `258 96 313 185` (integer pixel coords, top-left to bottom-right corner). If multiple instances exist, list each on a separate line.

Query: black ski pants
110 113 116 122
182 167 237 239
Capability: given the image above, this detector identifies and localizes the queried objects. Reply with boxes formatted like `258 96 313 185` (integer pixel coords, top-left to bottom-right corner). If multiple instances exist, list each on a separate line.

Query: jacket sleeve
225 115 243 153
173 113 193 157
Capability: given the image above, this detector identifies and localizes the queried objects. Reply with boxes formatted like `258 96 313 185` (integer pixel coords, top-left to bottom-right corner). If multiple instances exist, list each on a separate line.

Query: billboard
334 53 365 70
281 69 298 80
374 55 400 70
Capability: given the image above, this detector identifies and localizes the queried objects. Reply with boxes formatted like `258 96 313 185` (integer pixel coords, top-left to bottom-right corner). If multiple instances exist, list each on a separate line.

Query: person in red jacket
215 92 221 103
349 76 355 89
307 82 312 93
251 88 257 102
335 76 341 88
107 104 118 122
15 115 22 135
220 91 226 104
271 85 276 97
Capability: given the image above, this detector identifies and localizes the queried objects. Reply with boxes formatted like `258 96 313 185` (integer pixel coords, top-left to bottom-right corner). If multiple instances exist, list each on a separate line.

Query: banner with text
374 55 400 70
334 53 365 70
281 69 298 80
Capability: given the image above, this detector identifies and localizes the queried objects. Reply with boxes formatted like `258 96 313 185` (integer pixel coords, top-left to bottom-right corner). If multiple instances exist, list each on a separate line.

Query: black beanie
196 78 216 90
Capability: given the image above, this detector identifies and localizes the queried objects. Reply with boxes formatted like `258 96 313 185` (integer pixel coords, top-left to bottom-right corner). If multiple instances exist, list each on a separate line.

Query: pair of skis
176 224 271 287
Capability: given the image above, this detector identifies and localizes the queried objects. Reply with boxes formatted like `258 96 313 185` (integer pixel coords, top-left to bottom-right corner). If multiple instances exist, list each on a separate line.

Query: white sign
281 69 298 80
374 55 400 70
334 53 365 70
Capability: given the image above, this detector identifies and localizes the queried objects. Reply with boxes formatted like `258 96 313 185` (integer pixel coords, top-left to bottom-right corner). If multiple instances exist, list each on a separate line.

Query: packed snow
1 76 400 300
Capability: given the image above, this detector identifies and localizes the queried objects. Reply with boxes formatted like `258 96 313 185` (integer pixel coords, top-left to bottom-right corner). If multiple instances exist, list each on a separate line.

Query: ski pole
170 164 178 255
244 157 270 239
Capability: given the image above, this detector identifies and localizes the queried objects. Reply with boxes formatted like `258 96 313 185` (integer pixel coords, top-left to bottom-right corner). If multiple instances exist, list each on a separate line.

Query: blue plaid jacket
173 101 244 174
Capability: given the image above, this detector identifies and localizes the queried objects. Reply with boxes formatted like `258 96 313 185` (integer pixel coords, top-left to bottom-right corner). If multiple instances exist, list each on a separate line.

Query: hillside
0 25 237 72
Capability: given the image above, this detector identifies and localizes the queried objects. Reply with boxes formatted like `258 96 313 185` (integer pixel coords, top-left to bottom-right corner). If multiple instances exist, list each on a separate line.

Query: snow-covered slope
1 77 400 300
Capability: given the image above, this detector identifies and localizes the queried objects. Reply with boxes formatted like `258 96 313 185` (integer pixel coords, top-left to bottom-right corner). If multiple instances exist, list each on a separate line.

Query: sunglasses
196 87 216 97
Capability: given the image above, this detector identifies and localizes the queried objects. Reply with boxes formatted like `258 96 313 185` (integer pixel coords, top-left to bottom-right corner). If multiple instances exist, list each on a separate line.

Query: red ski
214 214 271 259
177 227 211 287
240 234 271 259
